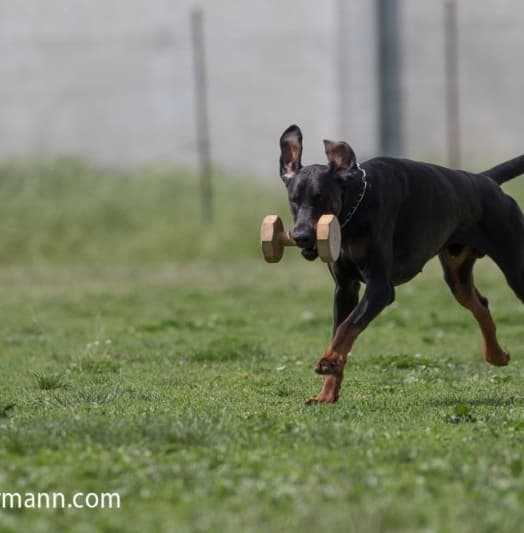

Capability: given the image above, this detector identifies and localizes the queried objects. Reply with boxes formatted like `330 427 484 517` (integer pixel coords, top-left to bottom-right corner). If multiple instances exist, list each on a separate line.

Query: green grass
1 160 524 532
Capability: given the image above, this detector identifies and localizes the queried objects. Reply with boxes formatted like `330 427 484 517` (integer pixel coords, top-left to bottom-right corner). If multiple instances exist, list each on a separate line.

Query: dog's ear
323 140 356 172
279 125 303 183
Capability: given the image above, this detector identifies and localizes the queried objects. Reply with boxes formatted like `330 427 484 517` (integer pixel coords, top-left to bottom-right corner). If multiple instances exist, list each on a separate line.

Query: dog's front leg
332 279 360 335
306 279 394 404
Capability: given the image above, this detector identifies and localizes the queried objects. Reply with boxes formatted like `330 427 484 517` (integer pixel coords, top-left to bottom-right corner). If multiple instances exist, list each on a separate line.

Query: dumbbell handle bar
276 230 296 247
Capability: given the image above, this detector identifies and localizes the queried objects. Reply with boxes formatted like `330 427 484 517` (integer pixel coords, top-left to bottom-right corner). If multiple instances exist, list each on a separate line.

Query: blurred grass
1 157 523 268
0 158 290 266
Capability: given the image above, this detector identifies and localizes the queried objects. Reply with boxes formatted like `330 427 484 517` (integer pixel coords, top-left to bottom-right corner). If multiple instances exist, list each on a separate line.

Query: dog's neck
340 164 367 229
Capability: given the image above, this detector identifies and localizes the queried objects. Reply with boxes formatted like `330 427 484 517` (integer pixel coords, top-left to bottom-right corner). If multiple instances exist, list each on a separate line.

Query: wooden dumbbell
260 214 341 263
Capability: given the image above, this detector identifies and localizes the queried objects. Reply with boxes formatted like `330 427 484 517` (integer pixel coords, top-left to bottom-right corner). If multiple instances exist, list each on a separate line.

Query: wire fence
1 0 523 180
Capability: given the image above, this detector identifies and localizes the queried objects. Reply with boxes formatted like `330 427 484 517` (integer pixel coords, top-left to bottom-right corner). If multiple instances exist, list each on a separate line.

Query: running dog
278 124 524 404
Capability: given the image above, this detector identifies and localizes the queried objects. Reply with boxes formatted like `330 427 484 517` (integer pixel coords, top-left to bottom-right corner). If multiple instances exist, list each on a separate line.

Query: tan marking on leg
306 324 363 404
314 325 361 376
440 248 509 366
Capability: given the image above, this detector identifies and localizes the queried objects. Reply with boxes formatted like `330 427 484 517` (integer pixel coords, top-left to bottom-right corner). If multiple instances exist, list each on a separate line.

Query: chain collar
339 163 368 229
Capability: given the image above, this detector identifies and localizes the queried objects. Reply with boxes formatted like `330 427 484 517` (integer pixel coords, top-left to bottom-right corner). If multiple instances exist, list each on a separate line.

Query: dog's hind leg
482 194 524 305
439 246 510 366
507 272 524 304
492 223 524 305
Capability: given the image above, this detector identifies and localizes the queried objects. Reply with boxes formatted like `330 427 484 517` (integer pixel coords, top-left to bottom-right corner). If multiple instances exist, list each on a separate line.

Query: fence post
191 8 213 225
335 0 351 140
444 0 461 168
376 0 403 156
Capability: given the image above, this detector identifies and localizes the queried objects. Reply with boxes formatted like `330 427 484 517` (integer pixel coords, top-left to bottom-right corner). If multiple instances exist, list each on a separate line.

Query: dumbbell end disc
261 215 284 263
317 214 341 263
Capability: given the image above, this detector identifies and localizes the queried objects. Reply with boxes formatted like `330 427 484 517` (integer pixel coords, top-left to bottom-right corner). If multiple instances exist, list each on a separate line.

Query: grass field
1 161 524 532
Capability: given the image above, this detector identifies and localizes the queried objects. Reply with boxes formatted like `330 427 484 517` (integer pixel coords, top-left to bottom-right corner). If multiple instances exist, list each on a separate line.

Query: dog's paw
304 394 338 405
304 397 320 406
485 349 510 367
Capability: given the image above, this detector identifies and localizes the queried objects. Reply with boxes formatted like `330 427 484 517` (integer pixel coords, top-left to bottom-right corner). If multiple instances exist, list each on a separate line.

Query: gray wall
1 1 523 178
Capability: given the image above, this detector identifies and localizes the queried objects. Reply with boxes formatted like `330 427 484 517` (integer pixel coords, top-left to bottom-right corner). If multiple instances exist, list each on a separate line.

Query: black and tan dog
278 124 524 404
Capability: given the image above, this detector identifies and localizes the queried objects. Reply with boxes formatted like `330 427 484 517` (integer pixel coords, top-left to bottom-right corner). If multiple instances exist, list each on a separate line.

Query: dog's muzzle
301 247 318 261
292 226 318 261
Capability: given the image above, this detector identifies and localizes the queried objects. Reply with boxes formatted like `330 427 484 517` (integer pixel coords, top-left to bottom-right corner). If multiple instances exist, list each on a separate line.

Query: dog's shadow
431 396 523 408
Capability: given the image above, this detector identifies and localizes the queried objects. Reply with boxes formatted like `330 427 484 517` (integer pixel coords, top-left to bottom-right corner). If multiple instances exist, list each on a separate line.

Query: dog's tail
482 155 524 185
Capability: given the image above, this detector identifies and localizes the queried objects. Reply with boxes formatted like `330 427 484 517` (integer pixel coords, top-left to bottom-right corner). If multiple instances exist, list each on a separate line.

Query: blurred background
0 0 523 266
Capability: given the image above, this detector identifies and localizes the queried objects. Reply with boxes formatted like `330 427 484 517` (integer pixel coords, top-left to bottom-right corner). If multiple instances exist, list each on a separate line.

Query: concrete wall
1 0 523 178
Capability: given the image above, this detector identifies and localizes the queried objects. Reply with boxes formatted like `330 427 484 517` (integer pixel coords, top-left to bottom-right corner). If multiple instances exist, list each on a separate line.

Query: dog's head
279 124 359 261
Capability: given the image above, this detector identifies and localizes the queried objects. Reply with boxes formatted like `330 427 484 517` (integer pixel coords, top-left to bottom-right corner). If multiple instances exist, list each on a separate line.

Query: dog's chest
347 237 369 263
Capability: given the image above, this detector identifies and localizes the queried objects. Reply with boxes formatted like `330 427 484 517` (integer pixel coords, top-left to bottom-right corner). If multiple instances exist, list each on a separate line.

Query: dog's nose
292 229 315 248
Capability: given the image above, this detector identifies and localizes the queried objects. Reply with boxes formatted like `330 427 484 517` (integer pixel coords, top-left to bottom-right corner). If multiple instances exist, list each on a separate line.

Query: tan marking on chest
349 238 369 261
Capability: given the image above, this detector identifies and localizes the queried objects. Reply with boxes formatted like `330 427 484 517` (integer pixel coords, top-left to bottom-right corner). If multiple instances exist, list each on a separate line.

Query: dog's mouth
301 247 318 261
